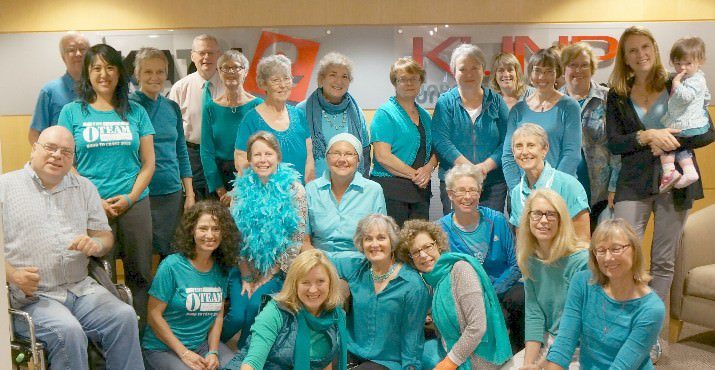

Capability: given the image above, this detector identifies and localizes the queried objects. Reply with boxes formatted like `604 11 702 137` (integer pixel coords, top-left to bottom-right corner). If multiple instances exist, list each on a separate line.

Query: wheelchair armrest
115 284 133 306
9 307 43 368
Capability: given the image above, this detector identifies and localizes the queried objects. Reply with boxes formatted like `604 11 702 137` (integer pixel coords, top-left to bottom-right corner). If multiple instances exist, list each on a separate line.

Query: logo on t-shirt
185 287 223 316
82 121 133 148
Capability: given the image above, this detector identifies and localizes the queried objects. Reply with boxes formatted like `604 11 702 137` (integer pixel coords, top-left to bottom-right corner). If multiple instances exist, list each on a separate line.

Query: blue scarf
230 163 302 275
305 88 368 160
423 253 512 366
295 306 348 370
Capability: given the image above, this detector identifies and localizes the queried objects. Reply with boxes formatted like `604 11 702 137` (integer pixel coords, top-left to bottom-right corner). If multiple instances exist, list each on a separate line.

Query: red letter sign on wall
244 31 320 103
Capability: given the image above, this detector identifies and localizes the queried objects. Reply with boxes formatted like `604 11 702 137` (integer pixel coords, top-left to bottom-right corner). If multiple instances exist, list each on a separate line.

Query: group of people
3 24 713 370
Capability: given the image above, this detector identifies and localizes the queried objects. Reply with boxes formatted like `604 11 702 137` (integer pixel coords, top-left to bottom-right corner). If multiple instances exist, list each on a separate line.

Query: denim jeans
13 285 143 370
144 340 234 370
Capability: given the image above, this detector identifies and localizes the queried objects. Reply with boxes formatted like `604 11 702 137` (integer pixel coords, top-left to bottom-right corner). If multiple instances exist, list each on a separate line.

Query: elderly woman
489 52 534 110
432 44 509 214
330 214 430 370
543 219 665 370
58 44 155 330
130 47 194 259
201 50 262 205
235 55 315 182
306 133 386 253
502 189 589 370
371 57 437 226
502 48 582 191
560 42 620 229
143 201 237 370
397 220 512 370
222 131 309 347
606 26 714 303
224 249 348 370
437 164 523 352
508 124 590 240
297 52 370 178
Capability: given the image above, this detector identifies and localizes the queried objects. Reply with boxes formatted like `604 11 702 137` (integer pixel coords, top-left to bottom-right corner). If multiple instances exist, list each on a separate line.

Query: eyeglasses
63 47 88 55
220 65 244 74
450 189 480 198
532 67 556 76
192 50 216 58
37 142 74 157
528 210 559 222
409 241 437 259
326 151 358 159
567 63 591 71
269 76 293 86
593 243 631 257
396 77 421 85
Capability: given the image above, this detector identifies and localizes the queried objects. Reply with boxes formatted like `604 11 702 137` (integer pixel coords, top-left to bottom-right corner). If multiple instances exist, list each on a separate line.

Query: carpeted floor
658 323 715 369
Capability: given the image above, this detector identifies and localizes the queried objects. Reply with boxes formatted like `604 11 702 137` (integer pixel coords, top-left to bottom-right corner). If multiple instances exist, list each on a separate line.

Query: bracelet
205 350 219 357
121 194 133 208
241 274 257 283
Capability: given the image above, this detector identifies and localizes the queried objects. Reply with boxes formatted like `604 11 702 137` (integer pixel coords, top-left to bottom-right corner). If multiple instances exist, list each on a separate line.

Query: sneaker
650 338 662 364
659 169 682 193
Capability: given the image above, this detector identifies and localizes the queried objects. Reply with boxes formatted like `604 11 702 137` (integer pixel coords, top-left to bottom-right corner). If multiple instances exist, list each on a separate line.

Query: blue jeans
13 286 143 370
144 340 234 370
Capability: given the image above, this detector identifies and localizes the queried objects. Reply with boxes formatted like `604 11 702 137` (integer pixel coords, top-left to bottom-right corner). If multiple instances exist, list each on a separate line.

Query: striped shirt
0 164 111 306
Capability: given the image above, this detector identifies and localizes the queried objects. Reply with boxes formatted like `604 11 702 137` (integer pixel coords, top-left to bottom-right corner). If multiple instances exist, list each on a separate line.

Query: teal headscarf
295 306 348 370
422 253 512 367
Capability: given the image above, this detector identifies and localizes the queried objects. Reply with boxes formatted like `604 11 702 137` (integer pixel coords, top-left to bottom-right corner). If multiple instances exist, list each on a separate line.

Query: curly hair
174 200 240 271
397 219 449 267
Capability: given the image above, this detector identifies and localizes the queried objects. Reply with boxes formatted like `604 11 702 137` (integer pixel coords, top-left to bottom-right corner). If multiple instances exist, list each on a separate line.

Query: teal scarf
423 253 512 367
295 306 348 370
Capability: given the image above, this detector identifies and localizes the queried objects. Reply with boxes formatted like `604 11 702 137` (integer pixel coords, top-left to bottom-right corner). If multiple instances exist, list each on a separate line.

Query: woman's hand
106 195 131 216
179 349 208 370
642 128 681 153
412 164 433 189
216 187 231 207
184 193 196 211
608 192 616 209
102 199 118 218
241 279 257 298
204 352 219 370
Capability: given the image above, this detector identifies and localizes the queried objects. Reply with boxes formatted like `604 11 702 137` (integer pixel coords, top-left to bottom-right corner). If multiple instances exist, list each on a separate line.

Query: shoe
674 171 699 189
659 169 682 193
650 338 662 364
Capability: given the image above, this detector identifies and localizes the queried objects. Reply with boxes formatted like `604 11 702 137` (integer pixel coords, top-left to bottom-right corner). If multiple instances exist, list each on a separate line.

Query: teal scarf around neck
295 306 348 370
423 253 512 367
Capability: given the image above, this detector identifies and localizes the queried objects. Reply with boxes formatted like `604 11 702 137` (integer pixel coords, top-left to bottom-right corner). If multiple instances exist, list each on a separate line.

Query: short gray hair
218 50 249 72
192 34 219 50
444 164 485 192
134 47 168 79
450 44 487 74
59 31 89 55
512 123 549 149
353 214 400 257
256 54 292 87
317 52 354 82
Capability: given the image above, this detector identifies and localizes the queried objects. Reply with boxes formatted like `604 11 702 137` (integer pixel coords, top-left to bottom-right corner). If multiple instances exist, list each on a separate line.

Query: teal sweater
524 249 589 343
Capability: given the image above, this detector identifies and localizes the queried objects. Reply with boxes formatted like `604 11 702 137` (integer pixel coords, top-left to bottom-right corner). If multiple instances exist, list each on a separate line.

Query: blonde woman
544 219 664 369
489 52 534 110
224 249 348 370
503 189 589 370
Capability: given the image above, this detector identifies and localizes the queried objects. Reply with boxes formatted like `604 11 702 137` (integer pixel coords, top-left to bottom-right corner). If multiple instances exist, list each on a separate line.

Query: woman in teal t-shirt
58 44 156 332
201 50 262 205
143 201 239 370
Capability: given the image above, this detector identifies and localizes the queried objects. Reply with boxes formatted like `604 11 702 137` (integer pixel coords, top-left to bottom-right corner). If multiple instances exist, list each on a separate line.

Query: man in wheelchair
1 126 144 369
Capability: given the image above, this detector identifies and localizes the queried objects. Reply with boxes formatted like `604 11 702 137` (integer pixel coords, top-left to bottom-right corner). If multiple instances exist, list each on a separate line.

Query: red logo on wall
244 31 320 103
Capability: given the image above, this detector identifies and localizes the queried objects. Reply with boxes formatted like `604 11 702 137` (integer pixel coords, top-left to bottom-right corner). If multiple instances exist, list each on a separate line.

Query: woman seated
330 214 430 370
234 54 314 182
224 249 348 370
397 220 512 370
306 133 386 253
503 189 589 370
201 50 261 205
222 131 309 347
437 164 523 352
143 201 238 370
508 123 590 240
544 219 665 369
297 52 371 178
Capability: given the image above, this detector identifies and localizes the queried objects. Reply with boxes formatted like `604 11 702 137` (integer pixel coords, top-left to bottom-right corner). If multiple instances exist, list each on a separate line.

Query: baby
659 36 710 192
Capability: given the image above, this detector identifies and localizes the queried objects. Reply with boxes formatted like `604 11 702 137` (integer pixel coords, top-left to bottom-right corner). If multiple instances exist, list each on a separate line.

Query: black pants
347 353 389 370
187 143 210 200
500 283 526 354
385 198 430 226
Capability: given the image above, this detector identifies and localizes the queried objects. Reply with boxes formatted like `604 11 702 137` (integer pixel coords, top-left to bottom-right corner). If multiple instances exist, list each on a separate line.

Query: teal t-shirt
58 101 155 200
142 253 228 351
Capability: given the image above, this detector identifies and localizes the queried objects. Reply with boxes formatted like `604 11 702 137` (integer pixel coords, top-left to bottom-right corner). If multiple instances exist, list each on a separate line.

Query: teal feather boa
231 163 301 275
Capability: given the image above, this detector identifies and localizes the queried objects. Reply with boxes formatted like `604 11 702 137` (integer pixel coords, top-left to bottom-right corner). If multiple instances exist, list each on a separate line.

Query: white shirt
168 71 224 144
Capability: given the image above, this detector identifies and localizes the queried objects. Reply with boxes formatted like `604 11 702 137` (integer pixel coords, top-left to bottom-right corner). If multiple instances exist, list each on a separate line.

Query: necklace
371 262 397 282
322 109 347 130
535 91 557 112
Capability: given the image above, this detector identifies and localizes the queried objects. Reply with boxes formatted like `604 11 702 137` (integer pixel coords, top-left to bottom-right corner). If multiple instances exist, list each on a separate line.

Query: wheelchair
8 257 133 370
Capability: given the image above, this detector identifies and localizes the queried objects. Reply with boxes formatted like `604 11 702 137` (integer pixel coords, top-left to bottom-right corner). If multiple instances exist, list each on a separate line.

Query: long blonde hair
274 249 343 314
608 26 668 97
516 189 588 279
